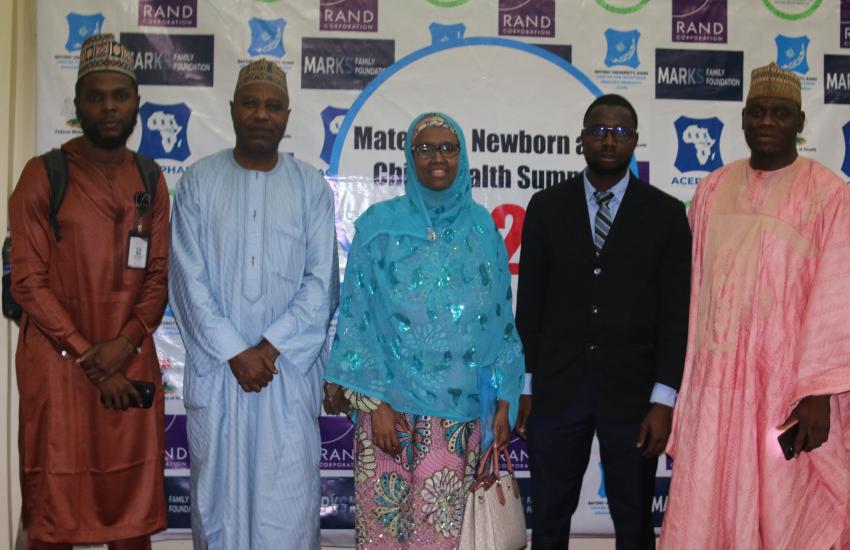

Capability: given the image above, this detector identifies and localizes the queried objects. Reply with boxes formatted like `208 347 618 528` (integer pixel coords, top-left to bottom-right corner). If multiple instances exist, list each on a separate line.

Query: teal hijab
326 112 524 446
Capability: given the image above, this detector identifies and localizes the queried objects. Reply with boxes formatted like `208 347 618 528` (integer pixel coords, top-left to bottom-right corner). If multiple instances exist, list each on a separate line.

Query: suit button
588 343 598 351
591 306 599 314
593 267 602 276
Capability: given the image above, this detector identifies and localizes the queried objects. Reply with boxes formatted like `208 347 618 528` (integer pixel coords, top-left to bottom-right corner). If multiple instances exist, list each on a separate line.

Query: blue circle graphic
328 36 638 178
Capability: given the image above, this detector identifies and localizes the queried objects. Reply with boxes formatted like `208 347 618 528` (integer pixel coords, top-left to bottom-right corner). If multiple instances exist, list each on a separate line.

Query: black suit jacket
515 173 691 421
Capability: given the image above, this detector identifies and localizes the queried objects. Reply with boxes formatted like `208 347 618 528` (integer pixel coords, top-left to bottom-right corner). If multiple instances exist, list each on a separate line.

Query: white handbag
459 444 528 550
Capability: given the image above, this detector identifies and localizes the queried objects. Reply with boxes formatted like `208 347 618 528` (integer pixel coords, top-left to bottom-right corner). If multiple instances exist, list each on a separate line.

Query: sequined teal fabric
325 113 524 443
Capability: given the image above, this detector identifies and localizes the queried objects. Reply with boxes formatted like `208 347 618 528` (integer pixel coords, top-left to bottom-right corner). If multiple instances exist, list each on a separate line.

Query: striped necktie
593 190 614 254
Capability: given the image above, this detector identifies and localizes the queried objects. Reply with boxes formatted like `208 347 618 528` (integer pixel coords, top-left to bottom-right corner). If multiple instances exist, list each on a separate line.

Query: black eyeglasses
582 125 636 142
411 142 460 159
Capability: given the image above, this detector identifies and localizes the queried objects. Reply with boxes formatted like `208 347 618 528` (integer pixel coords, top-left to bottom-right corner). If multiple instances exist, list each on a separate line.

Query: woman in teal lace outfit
324 113 524 549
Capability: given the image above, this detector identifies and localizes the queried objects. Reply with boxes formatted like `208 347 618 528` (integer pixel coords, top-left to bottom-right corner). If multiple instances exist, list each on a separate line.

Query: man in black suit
515 94 691 550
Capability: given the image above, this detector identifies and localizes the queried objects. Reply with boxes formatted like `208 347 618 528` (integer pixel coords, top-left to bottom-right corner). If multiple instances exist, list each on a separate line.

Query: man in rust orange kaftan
9 34 168 549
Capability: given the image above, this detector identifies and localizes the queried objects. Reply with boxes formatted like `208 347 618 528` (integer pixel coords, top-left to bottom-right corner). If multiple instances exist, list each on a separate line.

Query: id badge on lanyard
126 191 151 270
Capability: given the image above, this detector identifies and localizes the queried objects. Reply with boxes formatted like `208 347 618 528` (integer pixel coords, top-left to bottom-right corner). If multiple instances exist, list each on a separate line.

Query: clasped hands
228 338 280 393
77 336 141 410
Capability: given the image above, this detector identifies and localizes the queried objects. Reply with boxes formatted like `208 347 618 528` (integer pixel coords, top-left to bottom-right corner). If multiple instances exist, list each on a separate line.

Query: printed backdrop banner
35 0 849 544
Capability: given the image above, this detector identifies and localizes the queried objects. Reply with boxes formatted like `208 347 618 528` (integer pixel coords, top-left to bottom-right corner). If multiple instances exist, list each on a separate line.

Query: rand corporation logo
673 115 724 183
430 22 466 44
842 0 850 49
121 33 214 87
499 0 555 38
672 0 727 44
164 414 190 470
139 102 192 162
321 106 350 165
249 17 286 58
824 55 850 104
776 35 810 74
656 48 743 101
842 121 850 179
319 416 355 469
65 12 105 52
301 38 395 90
595 0 650 14
320 0 378 33
604 28 640 68
762 0 822 20
138 0 197 27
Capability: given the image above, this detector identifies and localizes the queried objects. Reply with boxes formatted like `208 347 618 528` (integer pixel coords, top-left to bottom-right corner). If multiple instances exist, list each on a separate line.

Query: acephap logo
656 48 742 101
139 102 192 162
673 115 724 183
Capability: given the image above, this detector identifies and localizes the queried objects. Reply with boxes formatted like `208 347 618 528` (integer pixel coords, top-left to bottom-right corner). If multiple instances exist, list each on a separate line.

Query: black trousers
528 376 657 550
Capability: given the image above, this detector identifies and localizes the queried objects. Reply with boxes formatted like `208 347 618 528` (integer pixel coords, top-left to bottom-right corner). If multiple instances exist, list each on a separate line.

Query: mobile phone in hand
777 423 800 460
130 380 155 409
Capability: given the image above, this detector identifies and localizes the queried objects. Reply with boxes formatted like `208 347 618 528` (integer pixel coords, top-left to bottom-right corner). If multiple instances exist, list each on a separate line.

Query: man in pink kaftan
660 63 850 549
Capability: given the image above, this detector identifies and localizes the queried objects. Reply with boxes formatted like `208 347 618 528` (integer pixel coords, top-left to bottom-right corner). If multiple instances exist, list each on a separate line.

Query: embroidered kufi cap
235 59 288 98
747 62 801 106
77 33 136 83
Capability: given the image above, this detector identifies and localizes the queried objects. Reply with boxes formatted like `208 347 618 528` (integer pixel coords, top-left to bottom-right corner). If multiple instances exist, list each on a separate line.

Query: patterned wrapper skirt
353 412 481 550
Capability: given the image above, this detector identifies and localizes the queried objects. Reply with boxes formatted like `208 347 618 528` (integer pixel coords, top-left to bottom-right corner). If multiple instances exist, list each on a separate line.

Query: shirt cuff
650 383 677 407
522 373 533 396
64 331 92 358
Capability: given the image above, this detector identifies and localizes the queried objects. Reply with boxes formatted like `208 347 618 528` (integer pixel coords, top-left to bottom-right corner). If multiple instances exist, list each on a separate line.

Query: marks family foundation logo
825 55 850 104
320 0 378 32
673 115 723 184
498 0 555 38
656 48 742 101
672 0 727 43
121 33 214 86
301 38 395 89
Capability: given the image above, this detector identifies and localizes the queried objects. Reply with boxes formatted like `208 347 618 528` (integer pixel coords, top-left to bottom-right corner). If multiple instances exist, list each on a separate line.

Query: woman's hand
493 399 511 452
371 403 410 456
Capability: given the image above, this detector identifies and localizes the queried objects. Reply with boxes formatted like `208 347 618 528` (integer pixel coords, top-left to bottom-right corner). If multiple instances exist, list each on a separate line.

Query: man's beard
79 109 139 150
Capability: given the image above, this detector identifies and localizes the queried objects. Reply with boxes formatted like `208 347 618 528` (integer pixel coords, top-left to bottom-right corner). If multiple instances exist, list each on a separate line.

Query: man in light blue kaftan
168 60 339 550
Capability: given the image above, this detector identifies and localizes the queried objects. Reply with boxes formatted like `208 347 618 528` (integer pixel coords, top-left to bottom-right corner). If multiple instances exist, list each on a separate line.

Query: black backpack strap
133 153 160 204
41 148 68 242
